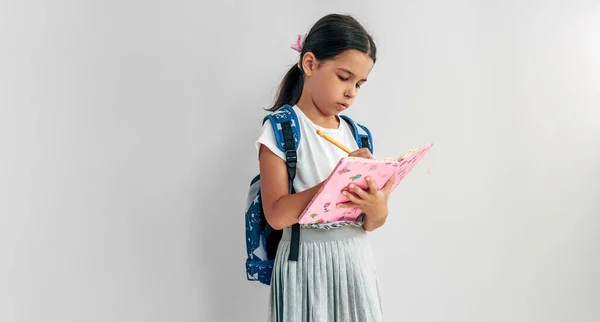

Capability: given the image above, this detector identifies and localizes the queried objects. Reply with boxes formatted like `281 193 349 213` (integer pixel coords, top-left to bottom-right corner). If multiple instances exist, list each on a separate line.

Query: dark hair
268 14 377 111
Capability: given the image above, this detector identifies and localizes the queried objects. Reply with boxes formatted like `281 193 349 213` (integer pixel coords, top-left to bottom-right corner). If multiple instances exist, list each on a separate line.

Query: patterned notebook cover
298 143 433 225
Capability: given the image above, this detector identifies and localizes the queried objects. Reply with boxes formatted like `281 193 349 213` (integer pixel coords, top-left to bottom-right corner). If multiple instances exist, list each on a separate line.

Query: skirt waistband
280 225 367 242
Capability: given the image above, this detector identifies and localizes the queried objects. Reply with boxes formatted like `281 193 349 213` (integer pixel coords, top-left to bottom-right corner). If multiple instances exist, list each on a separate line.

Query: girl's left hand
337 175 395 221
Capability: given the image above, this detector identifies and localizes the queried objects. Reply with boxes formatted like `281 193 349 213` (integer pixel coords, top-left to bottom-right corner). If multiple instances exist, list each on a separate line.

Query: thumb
383 173 396 194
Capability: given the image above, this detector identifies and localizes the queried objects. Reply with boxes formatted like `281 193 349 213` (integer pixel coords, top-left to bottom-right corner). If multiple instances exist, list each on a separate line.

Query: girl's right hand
348 148 374 159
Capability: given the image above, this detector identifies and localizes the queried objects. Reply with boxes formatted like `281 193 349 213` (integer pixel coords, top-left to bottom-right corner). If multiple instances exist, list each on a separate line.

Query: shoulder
255 105 301 160
264 105 297 123
262 105 301 150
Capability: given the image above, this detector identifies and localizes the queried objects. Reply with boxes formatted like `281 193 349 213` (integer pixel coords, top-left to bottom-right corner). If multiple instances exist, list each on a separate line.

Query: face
302 49 374 116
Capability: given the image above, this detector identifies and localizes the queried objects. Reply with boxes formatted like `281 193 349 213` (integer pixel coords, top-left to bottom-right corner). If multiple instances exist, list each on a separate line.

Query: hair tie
290 33 307 52
291 33 307 69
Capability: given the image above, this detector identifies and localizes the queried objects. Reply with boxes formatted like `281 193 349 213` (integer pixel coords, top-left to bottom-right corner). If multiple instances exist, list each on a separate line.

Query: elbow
264 211 287 231
269 222 287 231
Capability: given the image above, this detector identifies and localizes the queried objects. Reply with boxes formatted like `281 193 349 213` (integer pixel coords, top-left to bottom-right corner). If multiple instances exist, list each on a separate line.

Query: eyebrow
338 68 367 82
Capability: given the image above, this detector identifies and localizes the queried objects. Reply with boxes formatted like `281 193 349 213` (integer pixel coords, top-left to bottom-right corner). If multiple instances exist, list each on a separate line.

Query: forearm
265 182 324 230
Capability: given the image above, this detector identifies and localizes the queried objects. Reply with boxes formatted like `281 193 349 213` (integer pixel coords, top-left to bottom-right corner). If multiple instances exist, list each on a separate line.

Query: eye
338 75 349 81
356 83 362 89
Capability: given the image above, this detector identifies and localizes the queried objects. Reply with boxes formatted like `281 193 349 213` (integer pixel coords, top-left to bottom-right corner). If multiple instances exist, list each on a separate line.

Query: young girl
256 14 393 321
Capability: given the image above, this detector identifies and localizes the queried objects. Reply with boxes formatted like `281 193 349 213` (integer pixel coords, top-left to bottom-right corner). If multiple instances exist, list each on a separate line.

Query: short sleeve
255 120 286 161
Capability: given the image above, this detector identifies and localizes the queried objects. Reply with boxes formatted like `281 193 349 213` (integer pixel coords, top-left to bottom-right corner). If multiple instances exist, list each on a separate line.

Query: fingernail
366 177 371 181
349 184 355 189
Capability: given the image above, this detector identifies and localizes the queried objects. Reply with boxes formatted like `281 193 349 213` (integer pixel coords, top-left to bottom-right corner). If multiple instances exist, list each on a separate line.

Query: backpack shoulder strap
262 104 301 262
262 105 301 154
339 114 374 154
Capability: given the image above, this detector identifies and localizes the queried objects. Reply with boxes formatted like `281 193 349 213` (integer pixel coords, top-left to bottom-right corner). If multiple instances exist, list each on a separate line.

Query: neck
296 95 340 129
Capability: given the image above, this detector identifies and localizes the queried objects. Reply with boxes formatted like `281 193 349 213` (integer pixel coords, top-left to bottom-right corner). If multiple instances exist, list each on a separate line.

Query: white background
2 1 599 321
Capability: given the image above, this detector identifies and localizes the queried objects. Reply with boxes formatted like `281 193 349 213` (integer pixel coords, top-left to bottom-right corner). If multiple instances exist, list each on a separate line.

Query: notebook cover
298 143 433 225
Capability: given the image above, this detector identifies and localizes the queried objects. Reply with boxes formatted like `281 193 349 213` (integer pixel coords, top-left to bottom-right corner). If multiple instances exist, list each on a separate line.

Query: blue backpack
244 104 374 285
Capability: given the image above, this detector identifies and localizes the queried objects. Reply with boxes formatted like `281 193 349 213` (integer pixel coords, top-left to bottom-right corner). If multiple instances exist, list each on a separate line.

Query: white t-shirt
255 105 361 193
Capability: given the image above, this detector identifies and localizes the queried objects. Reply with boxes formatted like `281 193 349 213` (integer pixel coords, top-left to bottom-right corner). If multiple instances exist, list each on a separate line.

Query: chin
317 102 347 115
331 108 345 115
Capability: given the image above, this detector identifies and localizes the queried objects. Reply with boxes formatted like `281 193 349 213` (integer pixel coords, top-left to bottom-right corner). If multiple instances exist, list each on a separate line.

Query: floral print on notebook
298 143 433 227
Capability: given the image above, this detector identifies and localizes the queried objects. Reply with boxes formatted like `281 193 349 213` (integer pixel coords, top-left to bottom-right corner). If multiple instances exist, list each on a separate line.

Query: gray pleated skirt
269 226 384 322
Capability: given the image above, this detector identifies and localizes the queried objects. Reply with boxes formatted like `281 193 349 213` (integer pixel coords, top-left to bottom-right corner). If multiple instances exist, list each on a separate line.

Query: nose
345 85 357 99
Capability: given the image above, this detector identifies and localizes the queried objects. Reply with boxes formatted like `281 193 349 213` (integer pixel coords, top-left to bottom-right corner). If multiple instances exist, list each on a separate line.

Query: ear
301 52 318 76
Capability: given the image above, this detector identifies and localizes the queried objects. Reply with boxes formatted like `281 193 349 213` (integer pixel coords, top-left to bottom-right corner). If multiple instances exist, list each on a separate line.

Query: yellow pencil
316 129 353 154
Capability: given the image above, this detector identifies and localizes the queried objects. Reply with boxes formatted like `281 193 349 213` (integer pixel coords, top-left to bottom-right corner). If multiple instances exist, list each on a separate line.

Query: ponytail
268 65 304 112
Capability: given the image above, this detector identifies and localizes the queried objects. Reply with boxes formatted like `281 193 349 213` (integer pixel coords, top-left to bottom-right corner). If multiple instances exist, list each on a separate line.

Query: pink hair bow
290 33 307 53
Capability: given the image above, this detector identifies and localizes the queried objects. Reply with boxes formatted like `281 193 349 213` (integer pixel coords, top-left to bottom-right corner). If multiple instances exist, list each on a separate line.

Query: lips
338 102 349 109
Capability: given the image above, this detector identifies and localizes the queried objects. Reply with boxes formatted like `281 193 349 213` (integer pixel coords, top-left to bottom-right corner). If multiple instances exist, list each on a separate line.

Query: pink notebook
298 143 433 225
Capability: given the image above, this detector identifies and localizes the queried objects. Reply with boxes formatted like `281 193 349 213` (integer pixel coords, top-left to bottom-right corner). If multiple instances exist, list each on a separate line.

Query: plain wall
1 0 599 321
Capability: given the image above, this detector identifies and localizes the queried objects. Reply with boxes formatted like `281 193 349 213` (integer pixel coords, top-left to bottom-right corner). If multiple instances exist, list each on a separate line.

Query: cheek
322 76 343 97
319 84 340 105
311 76 334 99
308 73 343 108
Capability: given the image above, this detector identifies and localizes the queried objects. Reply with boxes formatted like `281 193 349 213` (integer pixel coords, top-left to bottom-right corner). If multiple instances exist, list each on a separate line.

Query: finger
357 148 374 159
348 148 364 155
349 148 374 159
382 173 396 194
365 176 378 193
350 148 369 153
348 150 364 158
349 183 370 199
342 190 363 205
337 202 360 209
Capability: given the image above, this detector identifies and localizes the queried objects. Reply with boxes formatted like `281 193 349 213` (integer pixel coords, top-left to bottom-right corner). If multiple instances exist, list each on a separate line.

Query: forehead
325 49 374 79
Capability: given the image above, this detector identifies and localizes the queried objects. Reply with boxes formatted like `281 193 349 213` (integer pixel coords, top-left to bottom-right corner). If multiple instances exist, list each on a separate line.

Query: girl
256 14 393 321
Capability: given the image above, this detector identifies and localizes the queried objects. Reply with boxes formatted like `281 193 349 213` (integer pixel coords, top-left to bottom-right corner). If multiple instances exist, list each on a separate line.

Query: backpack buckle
285 150 297 189
285 150 297 166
